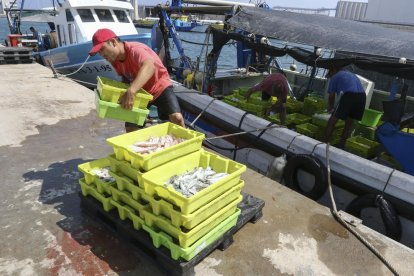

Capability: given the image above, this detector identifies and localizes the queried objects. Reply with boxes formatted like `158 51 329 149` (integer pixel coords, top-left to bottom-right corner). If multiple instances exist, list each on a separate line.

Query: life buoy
283 154 328 200
346 194 402 241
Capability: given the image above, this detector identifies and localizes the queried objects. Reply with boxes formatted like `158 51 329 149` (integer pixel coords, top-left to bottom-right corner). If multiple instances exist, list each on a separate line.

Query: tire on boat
283 154 328 200
345 194 402 241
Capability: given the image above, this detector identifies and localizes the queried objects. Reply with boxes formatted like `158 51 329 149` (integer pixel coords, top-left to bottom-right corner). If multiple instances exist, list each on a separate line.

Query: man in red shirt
245 73 289 124
89 28 185 132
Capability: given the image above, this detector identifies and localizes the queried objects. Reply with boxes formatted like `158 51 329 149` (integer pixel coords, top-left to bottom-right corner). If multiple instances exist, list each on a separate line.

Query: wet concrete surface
1 64 414 275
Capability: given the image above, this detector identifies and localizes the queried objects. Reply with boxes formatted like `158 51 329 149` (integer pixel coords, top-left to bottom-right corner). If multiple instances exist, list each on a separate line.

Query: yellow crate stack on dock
77 122 246 261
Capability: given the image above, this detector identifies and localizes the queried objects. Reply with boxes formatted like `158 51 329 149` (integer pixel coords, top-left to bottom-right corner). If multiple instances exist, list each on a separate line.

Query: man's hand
119 88 135 110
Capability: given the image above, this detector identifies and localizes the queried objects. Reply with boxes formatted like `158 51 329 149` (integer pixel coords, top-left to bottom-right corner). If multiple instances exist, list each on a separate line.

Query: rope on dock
325 144 400 276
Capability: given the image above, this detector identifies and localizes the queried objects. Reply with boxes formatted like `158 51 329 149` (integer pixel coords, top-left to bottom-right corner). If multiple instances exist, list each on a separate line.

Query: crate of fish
79 178 114 212
109 170 245 229
97 76 153 109
143 208 240 261
107 122 205 171
95 92 150 126
237 87 252 97
302 96 327 116
78 158 116 195
345 135 380 159
141 149 246 215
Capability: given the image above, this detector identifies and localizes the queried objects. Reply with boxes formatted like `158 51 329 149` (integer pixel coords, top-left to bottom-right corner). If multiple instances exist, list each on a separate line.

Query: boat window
57 24 64 46
68 24 76 44
95 9 114 22
65 9 74 22
114 10 130 23
77 9 95 22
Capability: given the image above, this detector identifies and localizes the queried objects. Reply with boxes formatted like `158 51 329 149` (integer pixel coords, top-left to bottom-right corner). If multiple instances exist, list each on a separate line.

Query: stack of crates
302 95 327 116
353 109 383 140
222 87 271 117
295 113 344 143
78 122 246 261
95 76 153 126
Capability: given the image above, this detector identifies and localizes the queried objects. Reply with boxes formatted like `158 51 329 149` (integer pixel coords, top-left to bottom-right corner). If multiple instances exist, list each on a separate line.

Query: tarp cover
227 7 414 61
217 7 414 79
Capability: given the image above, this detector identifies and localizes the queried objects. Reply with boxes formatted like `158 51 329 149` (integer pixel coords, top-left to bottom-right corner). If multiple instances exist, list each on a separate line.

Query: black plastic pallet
0 47 33 64
80 191 264 276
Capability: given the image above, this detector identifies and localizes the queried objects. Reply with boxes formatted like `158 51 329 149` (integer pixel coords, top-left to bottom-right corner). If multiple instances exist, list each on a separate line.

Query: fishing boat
5 0 152 87
155 0 414 247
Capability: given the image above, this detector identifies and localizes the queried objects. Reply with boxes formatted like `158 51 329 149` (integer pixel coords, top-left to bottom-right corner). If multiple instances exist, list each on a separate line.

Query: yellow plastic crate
141 149 246 214
97 76 153 109
77 158 115 195
142 194 241 248
107 154 144 185
296 123 319 139
78 179 114 212
109 174 244 229
143 208 240 261
96 97 149 126
110 199 145 230
106 122 205 171
345 136 380 159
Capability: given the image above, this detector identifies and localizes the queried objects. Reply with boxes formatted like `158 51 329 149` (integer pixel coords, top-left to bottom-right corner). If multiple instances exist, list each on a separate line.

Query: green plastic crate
95 94 150 126
141 194 241 248
285 98 303 113
303 96 327 116
141 149 246 214
296 123 319 139
77 158 116 195
286 113 312 125
354 122 376 140
110 199 145 230
312 113 345 128
107 122 205 171
144 208 240 261
97 76 153 109
345 136 380 159
109 170 245 229
78 179 114 212
359 109 383 127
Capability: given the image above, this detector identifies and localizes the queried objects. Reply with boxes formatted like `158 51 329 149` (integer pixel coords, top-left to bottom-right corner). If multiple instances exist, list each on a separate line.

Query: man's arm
120 59 155 109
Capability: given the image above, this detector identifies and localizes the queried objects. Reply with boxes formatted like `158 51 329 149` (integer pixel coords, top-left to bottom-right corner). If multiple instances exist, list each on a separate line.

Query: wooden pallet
0 47 33 64
80 191 264 276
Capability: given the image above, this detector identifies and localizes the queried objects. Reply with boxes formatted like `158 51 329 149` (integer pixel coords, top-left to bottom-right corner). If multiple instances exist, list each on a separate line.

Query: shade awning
227 7 414 61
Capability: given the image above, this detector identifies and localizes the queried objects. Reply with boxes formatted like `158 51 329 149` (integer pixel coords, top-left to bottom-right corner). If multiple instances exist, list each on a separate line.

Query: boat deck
0 63 413 275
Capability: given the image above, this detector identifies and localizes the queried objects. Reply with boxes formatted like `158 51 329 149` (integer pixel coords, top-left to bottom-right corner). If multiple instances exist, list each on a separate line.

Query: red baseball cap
89 28 117 56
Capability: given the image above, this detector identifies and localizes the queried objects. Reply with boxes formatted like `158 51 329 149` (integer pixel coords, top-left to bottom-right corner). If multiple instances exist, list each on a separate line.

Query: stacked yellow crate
78 122 246 261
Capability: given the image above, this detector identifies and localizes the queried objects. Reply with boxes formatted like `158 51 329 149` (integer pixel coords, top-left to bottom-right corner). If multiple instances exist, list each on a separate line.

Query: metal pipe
183 0 255 7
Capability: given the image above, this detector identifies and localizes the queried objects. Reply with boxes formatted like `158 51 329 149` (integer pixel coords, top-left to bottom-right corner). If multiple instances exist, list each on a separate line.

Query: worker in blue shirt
325 67 366 148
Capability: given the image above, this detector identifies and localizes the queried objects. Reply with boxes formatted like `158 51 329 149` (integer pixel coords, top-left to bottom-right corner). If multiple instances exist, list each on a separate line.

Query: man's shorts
125 86 181 128
334 92 366 121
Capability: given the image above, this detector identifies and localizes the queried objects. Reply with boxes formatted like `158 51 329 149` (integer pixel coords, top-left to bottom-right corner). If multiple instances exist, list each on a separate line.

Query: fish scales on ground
91 167 115 183
166 166 229 197
130 134 186 154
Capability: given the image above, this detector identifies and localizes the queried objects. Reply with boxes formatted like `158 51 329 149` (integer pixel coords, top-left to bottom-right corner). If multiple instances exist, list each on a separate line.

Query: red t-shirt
251 73 289 101
112 42 171 100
